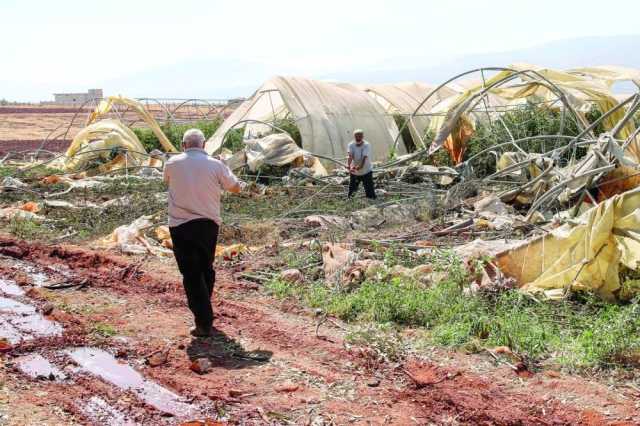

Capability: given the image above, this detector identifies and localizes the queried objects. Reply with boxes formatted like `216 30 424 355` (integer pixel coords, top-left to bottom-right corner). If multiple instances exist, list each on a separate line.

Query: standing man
347 129 376 199
163 129 243 338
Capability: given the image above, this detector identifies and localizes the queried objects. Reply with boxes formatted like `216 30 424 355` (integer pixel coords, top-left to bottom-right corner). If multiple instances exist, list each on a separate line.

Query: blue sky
2 0 640 101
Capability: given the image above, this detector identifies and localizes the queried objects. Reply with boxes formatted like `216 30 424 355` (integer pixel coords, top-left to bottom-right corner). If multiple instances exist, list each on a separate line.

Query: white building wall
53 89 103 105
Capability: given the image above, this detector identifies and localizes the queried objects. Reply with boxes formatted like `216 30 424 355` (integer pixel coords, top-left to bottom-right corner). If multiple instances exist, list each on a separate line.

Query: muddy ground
0 236 638 425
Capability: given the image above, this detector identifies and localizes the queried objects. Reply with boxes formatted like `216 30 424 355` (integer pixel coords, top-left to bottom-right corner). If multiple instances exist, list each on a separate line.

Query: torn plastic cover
59 119 148 172
495 187 640 300
224 133 328 176
427 63 639 163
59 96 177 172
87 96 177 153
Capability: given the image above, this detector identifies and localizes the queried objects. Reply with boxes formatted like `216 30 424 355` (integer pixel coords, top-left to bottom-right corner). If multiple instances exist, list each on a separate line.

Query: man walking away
163 129 243 338
347 129 376 199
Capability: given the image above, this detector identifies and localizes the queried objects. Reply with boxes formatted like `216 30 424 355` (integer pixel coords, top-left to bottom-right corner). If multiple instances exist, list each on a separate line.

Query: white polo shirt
163 148 239 227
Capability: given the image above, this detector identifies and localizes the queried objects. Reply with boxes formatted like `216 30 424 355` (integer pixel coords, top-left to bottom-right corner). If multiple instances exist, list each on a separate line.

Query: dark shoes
190 326 213 338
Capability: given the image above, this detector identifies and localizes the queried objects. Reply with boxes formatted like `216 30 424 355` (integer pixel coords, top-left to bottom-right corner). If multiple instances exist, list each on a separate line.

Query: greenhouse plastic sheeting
495 187 640 300
224 133 327 176
569 66 640 88
88 96 177 153
245 134 302 171
361 82 457 150
206 76 403 166
427 63 639 163
245 133 326 175
61 119 148 172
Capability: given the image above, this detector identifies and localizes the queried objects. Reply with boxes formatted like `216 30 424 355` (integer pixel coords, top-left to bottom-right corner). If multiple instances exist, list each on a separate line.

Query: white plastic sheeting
223 134 328 176
361 83 457 149
205 76 404 167
568 66 640 88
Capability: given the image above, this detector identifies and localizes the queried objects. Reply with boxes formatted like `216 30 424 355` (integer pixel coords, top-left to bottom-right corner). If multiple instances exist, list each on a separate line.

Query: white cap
353 129 364 135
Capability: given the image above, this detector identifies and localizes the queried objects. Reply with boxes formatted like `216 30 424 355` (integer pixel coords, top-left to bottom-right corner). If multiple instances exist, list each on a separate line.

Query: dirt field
0 103 229 147
0 236 637 425
0 106 87 143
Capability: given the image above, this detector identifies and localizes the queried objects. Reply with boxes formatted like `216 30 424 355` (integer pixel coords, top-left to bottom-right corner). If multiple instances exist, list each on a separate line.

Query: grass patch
221 187 372 221
91 322 118 338
8 218 48 240
264 279 296 300
133 120 221 151
0 164 64 182
264 248 640 370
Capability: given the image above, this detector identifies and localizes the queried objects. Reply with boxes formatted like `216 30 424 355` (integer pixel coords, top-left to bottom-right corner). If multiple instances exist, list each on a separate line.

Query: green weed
8 218 47 240
133 120 222 151
221 187 369 221
91 322 117 337
425 102 604 176
272 117 302 147
264 279 296 299
265 261 640 370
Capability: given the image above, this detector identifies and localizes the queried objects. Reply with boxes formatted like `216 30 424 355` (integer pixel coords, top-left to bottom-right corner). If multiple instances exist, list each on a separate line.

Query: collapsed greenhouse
3 63 640 301
4 62 640 423
205 76 406 165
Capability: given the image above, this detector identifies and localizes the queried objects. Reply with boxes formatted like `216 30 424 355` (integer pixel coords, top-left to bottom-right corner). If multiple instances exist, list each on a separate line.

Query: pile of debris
2 63 640 304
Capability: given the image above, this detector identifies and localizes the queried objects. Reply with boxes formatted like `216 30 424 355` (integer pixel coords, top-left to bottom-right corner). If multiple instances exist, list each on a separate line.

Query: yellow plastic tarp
61 96 179 172
88 96 177 153
569 66 640 88
428 64 639 163
495 187 640 300
62 119 148 172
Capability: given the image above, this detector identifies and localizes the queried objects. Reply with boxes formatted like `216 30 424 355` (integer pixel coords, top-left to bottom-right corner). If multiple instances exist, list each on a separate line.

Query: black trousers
348 171 376 199
170 218 219 330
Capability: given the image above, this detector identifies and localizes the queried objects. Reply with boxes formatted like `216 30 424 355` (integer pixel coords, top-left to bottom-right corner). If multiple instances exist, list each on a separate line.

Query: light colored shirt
348 140 373 176
163 148 239 227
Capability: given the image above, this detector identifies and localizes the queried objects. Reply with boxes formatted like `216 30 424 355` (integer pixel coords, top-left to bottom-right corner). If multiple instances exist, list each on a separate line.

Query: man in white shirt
347 129 376 199
163 129 243 337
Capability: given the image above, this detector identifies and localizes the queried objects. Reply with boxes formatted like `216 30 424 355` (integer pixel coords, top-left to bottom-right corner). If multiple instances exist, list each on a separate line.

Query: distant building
53 89 103 105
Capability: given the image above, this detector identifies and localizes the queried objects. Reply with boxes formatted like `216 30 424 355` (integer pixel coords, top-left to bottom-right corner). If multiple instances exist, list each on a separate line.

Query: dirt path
0 236 637 425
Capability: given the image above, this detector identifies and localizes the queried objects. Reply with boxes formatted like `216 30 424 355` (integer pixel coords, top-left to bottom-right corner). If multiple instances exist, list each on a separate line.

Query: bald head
182 128 205 149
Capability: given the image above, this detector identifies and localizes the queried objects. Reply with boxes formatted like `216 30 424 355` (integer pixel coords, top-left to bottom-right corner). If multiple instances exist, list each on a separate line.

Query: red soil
0 236 637 425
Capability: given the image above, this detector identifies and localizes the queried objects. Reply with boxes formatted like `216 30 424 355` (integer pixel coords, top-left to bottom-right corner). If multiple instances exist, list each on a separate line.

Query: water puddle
0 262 208 423
80 396 138 426
25 268 49 287
0 318 24 343
0 297 62 343
0 256 56 288
67 348 197 418
0 279 25 296
15 353 67 381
